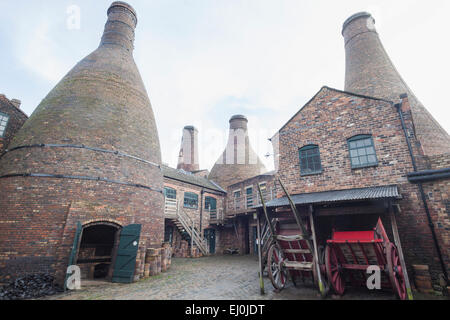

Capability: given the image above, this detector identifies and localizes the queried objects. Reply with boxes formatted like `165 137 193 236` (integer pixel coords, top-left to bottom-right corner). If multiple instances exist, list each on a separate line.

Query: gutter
395 99 449 284
408 168 450 183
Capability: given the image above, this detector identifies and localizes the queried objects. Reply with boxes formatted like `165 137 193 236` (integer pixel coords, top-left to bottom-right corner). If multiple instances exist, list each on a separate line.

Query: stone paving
50 255 440 300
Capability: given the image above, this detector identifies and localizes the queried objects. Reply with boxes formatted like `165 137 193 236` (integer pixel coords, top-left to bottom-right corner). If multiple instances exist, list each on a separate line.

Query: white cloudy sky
1 0 449 171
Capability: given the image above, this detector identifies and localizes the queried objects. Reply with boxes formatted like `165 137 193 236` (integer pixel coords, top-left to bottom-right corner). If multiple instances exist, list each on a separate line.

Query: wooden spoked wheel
325 245 345 295
267 243 288 291
387 243 407 300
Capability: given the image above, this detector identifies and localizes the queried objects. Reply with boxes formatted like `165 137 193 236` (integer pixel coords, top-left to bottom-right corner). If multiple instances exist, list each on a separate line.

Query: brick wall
0 95 28 154
420 153 450 277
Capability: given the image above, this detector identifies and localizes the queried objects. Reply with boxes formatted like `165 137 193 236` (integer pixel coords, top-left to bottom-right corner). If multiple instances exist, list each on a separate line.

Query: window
299 145 322 175
184 192 198 209
246 187 253 208
348 135 378 169
204 196 217 211
0 112 10 138
258 183 268 204
164 187 176 199
233 190 241 209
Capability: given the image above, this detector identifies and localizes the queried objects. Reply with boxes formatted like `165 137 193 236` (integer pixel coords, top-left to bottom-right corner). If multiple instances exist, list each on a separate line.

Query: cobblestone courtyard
51 255 440 300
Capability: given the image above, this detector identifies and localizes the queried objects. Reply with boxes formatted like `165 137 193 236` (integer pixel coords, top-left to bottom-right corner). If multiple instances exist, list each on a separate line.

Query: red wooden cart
325 218 407 300
266 219 318 291
257 179 410 300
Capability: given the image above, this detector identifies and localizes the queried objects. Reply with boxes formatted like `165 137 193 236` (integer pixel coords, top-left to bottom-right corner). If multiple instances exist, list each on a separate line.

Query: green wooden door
204 229 216 254
112 224 141 283
65 221 82 290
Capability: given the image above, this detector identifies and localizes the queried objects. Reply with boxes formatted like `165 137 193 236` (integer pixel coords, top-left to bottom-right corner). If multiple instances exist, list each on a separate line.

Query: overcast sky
1 0 449 171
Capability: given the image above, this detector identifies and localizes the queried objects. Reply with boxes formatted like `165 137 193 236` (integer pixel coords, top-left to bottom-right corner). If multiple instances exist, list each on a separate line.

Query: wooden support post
277 178 313 252
308 205 326 296
255 211 265 295
389 202 414 300
191 219 194 257
257 184 276 244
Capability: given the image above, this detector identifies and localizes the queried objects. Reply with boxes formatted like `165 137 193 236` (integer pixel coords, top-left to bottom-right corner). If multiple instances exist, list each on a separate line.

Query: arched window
299 145 322 175
348 135 378 169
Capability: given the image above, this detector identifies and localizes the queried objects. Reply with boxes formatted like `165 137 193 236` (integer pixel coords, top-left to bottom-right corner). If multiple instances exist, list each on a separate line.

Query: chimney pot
229 114 248 130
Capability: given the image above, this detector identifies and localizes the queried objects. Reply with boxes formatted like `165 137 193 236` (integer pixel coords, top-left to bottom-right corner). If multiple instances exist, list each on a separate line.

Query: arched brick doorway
76 222 122 281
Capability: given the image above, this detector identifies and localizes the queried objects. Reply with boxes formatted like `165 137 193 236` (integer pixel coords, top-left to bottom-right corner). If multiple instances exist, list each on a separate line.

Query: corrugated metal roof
259 185 400 208
161 165 226 193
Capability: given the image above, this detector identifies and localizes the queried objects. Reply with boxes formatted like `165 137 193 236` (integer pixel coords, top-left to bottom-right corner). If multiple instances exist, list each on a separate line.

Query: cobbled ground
50 255 443 300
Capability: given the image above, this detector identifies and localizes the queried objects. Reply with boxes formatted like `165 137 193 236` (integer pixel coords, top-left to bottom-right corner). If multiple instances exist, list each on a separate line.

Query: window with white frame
0 112 10 138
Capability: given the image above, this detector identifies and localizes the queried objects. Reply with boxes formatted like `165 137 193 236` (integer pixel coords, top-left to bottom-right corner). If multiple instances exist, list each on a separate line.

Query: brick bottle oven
343 12 450 156
209 115 266 189
0 2 164 284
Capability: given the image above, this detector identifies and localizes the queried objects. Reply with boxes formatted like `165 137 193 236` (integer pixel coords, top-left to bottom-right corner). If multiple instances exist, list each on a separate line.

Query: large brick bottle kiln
0 2 164 285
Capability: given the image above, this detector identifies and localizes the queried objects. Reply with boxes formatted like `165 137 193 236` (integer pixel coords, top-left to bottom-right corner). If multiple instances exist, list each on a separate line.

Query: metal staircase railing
174 200 209 256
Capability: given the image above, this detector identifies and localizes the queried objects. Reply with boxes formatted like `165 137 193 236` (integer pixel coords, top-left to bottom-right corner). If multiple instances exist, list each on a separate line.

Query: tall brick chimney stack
100 1 137 52
208 115 266 189
343 12 450 156
177 126 200 172
0 2 164 284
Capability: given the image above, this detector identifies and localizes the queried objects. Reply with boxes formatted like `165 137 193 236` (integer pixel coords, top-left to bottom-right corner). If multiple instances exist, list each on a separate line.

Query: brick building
263 12 449 292
0 95 28 154
162 165 226 256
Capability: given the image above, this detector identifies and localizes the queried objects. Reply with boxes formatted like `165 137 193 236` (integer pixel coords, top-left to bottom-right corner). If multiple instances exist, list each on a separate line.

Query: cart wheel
387 243 407 300
325 245 345 295
267 244 287 291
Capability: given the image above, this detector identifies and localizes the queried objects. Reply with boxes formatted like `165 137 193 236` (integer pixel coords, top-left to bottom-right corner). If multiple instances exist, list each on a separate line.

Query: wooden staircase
165 198 209 256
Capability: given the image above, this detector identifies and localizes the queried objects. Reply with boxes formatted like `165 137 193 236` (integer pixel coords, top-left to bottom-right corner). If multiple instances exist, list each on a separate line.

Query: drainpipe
199 189 204 237
395 98 448 285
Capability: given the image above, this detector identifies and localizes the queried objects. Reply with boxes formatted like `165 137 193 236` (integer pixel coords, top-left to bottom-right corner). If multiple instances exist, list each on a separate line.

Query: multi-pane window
0 112 10 138
299 145 322 175
258 183 268 203
246 187 253 208
164 187 177 199
204 196 217 211
205 196 217 219
184 192 198 209
234 190 241 209
348 135 378 169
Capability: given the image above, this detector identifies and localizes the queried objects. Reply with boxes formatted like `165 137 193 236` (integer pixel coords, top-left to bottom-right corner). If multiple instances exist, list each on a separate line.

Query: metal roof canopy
257 185 401 209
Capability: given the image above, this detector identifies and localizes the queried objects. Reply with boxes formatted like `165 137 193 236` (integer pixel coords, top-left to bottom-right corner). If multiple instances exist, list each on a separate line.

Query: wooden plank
308 205 326 295
284 249 311 254
276 235 310 241
283 261 313 270
389 202 414 300
257 184 277 247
